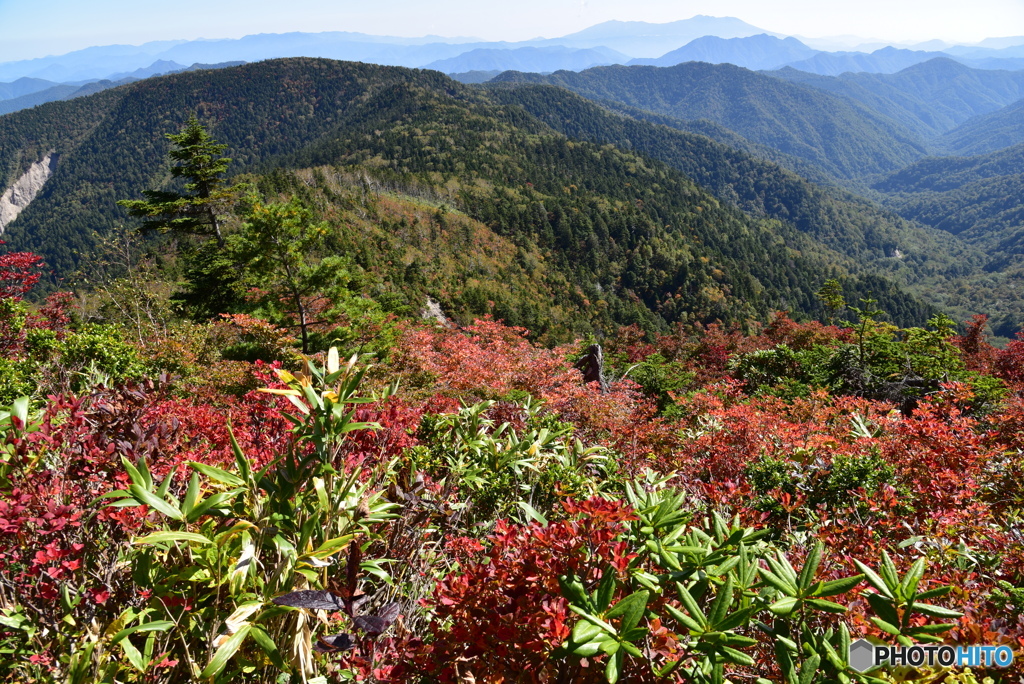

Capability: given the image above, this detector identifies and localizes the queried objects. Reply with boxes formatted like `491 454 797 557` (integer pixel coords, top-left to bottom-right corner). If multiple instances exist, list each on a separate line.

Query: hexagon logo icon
849 638 877 672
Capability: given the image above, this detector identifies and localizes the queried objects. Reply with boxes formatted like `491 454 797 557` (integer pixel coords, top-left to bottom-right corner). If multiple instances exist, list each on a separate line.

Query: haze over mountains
2 14 1023 87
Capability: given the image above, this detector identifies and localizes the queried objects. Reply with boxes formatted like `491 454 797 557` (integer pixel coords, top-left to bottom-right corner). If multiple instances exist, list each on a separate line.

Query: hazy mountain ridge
765 58 1024 140
539 16 777 57
0 61 244 117
629 34 818 70
425 46 628 74
2 17 1022 85
490 62 929 180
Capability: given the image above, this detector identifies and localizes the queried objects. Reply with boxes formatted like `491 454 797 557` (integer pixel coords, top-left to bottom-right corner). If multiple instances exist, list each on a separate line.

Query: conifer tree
118 114 235 246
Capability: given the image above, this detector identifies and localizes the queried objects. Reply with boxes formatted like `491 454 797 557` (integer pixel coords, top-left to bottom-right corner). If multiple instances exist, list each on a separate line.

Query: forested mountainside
0 57 934 333
873 145 1024 273
876 143 1024 193
489 62 929 180
485 59 1024 335
935 97 1024 155
766 58 1024 140
484 83 977 284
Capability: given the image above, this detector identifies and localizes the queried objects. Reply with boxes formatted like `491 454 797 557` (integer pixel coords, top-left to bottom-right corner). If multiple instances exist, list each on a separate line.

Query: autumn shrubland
2 117 1024 684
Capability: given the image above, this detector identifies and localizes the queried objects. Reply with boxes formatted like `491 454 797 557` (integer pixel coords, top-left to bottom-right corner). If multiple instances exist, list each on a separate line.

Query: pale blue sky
1 0 1022 62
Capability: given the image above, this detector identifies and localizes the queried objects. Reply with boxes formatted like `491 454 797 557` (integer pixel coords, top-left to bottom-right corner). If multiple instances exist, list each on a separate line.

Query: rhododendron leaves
770 593 802 618
568 605 616 636
908 602 963 619
815 574 864 597
664 603 702 632
570 620 604 644
606 589 649 633
606 648 625 683
852 558 895 600
802 598 847 613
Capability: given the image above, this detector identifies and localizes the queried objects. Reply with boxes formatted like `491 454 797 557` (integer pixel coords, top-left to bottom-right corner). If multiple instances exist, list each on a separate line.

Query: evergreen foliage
118 114 237 245
0 58 936 332
490 62 928 179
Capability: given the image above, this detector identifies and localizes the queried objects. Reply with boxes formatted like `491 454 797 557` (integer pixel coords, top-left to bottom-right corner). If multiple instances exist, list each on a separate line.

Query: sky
1 0 1023 63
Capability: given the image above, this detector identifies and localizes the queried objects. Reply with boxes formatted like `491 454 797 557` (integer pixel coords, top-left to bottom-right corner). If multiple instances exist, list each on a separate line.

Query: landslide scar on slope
0 153 59 234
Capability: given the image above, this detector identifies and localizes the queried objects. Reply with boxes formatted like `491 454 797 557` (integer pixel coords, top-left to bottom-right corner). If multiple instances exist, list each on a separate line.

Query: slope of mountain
875 144 1024 192
869 144 1024 334
425 46 627 74
765 59 1024 139
631 34 818 70
874 144 1024 244
0 85 82 116
783 46 951 75
449 70 502 84
0 57 933 330
490 62 928 179
0 63 245 117
485 82 976 285
0 77 61 101
261 167 606 339
937 98 1024 155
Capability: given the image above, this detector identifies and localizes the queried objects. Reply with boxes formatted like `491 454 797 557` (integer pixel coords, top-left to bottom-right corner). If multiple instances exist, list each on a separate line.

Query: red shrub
412 498 637 682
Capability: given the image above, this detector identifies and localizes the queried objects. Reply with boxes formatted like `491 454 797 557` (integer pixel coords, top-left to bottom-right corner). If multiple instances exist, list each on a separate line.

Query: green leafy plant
852 552 962 646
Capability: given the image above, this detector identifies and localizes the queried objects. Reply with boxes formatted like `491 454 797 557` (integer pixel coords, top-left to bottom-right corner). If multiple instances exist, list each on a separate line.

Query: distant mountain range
0 57 940 331
2 16 1024 89
0 62 243 116
535 16 774 57
766 59 1024 139
425 46 628 74
630 35 817 70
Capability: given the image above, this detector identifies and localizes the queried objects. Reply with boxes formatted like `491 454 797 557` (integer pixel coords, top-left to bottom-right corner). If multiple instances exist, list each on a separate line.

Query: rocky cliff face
0 153 58 234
